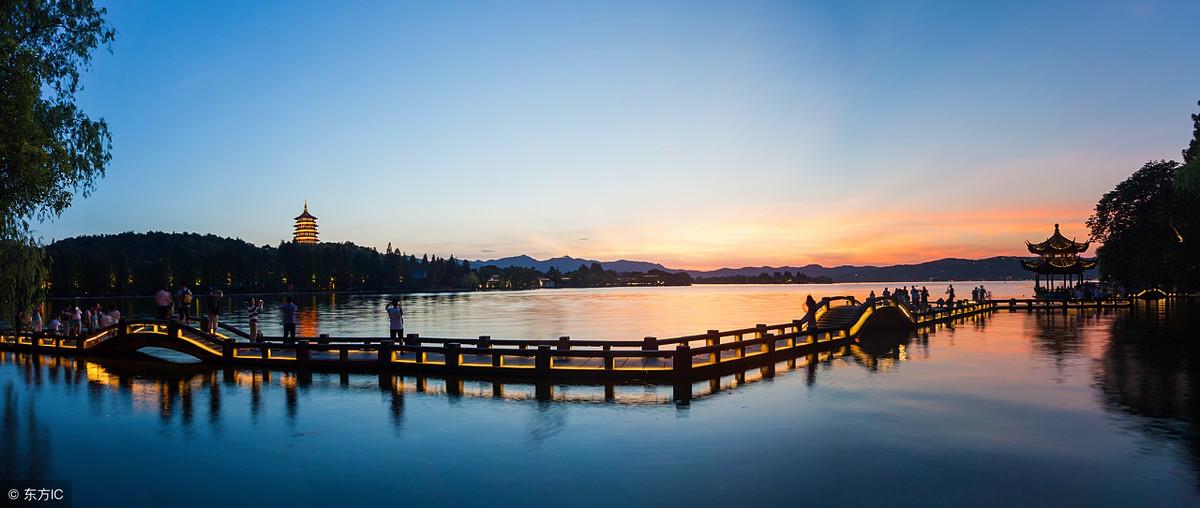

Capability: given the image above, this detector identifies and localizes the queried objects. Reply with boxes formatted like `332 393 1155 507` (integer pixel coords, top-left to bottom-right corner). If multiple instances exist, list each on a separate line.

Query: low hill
470 255 1096 282
687 256 1096 282
470 255 671 273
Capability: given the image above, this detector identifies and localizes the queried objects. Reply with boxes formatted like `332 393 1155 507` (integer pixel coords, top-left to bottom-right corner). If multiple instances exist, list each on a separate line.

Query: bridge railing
0 298 1002 377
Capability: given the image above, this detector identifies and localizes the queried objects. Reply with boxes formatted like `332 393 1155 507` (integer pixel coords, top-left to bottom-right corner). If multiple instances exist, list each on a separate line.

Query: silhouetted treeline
694 271 833 285
44 232 691 296
45 232 473 295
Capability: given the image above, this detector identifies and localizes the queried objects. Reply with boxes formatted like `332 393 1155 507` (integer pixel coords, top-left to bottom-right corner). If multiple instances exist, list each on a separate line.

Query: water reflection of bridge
0 308 994 413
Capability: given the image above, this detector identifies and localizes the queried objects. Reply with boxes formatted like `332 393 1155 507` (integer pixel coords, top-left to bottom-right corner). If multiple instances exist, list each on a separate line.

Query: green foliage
1 0 114 239
0 239 47 317
1172 159 1200 279
1087 160 1193 289
0 0 114 316
45 232 477 294
1184 100 1200 164
46 232 697 295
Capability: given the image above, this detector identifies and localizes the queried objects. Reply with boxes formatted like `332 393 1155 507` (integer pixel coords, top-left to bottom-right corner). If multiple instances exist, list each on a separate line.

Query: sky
39 0 1200 270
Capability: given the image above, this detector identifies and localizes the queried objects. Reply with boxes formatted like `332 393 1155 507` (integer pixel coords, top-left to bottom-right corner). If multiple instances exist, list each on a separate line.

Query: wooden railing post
406 333 422 363
379 340 394 364
535 345 552 372
706 330 719 364
167 320 179 339
222 338 235 361
558 336 570 351
756 324 767 353
480 335 499 367
673 345 692 377
297 340 310 363
642 336 658 351
446 343 461 368
603 344 614 370
765 332 776 354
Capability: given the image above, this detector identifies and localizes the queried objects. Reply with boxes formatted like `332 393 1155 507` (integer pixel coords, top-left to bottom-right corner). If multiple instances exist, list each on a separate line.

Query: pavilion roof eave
1019 258 1097 275
1025 224 1090 254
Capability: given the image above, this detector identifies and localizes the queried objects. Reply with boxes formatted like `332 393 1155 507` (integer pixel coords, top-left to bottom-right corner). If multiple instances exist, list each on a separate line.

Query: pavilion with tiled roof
1019 224 1096 290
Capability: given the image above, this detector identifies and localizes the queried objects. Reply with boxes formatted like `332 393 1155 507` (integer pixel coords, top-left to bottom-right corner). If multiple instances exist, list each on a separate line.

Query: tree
1171 101 1200 286
0 239 47 318
1087 160 1185 289
0 1 114 316
1184 100 1200 164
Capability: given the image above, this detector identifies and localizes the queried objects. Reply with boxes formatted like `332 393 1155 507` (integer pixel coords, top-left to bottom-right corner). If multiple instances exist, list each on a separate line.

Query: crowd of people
869 284 994 309
152 284 229 333
10 302 122 337
8 283 407 343
1036 282 1116 301
148 286 401 343
799 284 995 317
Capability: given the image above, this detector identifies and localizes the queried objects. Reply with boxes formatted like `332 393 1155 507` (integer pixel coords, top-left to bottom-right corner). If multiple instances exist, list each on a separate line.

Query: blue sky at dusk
42 0 1200 269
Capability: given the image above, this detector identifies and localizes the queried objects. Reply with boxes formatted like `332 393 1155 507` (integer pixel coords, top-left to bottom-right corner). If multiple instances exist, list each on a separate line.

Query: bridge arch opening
856 306 916 336
135 347 206 364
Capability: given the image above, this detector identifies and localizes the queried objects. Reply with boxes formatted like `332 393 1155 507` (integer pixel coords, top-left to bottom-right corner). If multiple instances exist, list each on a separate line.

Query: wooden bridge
0 296 1004 383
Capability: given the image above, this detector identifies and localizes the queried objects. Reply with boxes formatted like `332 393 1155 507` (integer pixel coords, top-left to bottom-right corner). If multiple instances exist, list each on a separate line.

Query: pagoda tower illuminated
293 200 319 244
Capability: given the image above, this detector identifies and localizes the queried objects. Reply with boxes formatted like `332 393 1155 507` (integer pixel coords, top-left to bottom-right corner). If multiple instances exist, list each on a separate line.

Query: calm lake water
5 284 1199 507
48 281 1039 340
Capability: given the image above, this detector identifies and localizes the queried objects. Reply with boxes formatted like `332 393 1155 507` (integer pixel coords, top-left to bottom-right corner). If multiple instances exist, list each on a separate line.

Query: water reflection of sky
3 299 1198 506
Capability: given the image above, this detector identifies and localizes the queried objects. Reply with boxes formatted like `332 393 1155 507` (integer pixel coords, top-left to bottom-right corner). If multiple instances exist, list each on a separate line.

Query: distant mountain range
469 255 672 274
470 255 1098 282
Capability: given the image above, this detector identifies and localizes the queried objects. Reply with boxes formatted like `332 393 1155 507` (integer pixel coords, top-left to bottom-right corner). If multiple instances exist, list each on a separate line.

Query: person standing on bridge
279 296 298 341
154 287 173 320
386 299 405 339
70 304 83 336
246 298 262 342
176 284 194 324
90 303 101 331
910 287 920 307
805 294 818 317
920 287 930 309
46 312 62 335
205 288 223 333
99 304 115 328
31 304 42 332
946 285 956 309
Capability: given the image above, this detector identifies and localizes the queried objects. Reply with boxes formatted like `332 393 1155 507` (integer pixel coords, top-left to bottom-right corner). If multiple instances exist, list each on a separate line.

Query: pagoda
293 201 319 244
1019 224 1096 290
